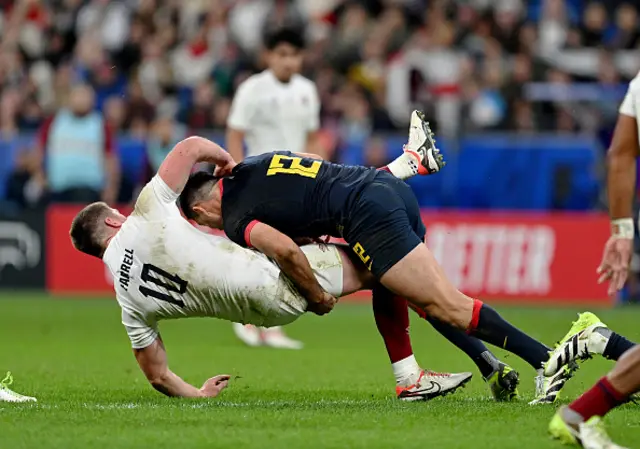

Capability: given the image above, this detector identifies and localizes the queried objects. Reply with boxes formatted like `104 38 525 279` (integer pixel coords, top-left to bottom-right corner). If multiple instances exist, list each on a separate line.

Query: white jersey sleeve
121 303 159 349
133 175 181 221
306 83 320 132
619 74 640 119
227 79 256 131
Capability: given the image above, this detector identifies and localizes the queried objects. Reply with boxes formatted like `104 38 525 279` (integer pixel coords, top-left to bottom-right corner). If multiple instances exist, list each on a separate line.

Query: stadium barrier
0 210 46 289
44 206 611 304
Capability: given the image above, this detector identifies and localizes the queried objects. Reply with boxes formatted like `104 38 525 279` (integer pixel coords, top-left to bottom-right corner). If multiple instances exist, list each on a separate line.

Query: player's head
70 202 127 258
264 28 305 82
179 171 220 227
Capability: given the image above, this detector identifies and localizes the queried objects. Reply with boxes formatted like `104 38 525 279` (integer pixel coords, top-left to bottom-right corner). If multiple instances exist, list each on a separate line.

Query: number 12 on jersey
267 155 322 178
139 264 188 308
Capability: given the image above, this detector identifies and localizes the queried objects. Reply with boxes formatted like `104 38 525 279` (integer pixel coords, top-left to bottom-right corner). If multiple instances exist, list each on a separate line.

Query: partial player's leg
337 246 471 400
379 242 551 367
410 304 519 401
544 312 638 376
549 345 639 449
531 312 637 405
340 244 516 400
371 285 472 401
231 323 303 349
345 176 553 380
377 110 446 181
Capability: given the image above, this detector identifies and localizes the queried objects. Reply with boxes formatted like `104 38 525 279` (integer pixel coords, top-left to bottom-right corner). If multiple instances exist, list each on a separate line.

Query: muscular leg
338 246 502 378
372 286 419 383
568 345 640 422
380 242 551 371
338 247 418 380
550 345 640 444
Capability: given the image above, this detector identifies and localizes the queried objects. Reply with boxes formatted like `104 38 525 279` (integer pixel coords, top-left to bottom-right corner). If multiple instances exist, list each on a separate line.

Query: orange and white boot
404 110 445 175
396 369 473 401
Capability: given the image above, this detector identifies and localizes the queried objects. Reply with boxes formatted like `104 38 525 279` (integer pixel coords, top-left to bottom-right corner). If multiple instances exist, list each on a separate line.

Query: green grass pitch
1 295 639 449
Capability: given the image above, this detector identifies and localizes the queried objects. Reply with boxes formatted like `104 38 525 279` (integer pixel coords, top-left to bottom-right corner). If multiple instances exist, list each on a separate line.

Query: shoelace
425 371 451 378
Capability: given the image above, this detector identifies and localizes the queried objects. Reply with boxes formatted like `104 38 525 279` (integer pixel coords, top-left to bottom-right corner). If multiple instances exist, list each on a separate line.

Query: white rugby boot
530 362 578 405
404 110 445 175
580 417 628 449
232 323 263 347
544 312 610 377
0 372 37 403
261 326 304 350
396 369 472 401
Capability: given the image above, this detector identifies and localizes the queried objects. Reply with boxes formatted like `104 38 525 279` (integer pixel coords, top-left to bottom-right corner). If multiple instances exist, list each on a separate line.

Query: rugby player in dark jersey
179 111 578 402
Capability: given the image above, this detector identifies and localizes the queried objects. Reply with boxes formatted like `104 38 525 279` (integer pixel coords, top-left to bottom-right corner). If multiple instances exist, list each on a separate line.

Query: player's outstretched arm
134 336 230 398
607 114 638 222
249 222 337 315
159 136 237 195
598 93 640 294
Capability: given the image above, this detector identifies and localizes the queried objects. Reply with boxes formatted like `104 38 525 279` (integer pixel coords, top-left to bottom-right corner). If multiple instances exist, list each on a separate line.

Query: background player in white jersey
545 72 640 449
68 135 472 399
225 28 321 349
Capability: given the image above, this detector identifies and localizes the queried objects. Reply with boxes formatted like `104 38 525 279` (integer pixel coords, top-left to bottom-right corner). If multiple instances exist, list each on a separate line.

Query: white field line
0 396 497 410
0 399 375 410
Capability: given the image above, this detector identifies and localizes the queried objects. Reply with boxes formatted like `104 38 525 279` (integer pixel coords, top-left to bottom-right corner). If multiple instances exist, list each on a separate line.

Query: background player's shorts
344 171 426 278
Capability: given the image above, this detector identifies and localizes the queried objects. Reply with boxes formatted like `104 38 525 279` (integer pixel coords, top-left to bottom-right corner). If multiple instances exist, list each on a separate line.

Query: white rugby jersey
619 72 640 125
103 176 332 349
227 70 320 157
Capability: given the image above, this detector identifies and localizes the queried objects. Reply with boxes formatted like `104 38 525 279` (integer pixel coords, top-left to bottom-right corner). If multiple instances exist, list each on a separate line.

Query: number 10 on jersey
139 264 188 308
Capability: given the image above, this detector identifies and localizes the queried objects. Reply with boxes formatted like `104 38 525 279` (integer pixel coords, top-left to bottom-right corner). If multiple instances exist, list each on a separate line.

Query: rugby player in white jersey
225 27 321 349
69 133 476 399
544 72 640 449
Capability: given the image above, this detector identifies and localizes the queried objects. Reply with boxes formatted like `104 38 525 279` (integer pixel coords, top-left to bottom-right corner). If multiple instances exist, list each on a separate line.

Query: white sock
385 153 420 180
392 354 421 385
589 327 611 355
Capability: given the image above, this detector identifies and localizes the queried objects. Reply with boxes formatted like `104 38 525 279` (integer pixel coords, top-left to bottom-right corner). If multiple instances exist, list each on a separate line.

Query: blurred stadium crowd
2 0 639 137
0 0 638 209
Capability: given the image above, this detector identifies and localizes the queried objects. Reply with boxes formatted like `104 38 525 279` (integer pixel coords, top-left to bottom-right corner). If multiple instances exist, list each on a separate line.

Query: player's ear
192 205 209 219
105 217 123 229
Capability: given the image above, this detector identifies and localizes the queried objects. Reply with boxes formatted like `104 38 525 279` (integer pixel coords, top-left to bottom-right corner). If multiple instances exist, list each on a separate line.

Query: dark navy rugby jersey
220 151 378 247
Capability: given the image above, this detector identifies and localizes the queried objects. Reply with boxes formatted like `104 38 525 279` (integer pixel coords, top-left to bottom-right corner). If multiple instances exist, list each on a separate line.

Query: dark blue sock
470 304 551 370
602 331 636 361
427 316 500 378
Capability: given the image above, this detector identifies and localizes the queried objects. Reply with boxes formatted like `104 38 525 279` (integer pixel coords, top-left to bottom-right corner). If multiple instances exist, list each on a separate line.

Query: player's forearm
607 146 637 220
305 132 321 158
275 246 326 304
226 129 245 162
149 370 204 398
178 137 234 167
103 154 121 199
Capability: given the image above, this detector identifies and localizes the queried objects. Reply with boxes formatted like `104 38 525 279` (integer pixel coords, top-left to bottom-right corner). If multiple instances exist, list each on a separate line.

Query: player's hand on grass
199 375 231 398
597 236 632 295
307 292 337 316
